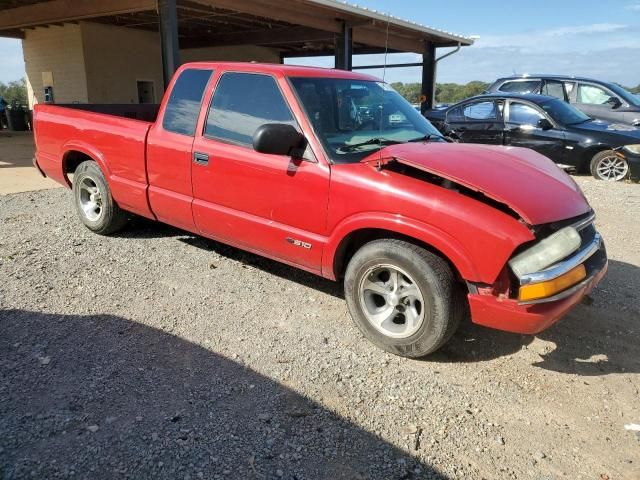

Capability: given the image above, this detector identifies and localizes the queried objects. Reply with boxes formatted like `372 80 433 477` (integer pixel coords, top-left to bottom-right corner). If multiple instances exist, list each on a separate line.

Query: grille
579 223 597 245
533 210 594 241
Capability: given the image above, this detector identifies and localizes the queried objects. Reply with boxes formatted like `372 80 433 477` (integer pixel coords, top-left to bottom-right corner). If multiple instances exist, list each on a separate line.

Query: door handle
193 152 209 166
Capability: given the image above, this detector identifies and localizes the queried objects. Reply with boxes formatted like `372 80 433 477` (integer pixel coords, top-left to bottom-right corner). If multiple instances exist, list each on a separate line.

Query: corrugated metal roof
307 0 474 45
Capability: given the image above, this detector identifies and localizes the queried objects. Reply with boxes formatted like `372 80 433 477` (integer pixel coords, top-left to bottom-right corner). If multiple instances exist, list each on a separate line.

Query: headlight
623 144 640 155
509 227 581 277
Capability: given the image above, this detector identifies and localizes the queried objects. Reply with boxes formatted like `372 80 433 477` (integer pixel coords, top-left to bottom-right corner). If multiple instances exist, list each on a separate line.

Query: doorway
137 80 156 104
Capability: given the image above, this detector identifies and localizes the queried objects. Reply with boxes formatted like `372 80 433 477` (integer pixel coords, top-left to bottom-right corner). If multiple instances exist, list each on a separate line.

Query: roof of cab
178 62 380 81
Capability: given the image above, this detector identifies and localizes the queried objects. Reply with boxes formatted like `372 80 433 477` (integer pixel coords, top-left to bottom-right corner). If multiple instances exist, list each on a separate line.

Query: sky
1 0 640 86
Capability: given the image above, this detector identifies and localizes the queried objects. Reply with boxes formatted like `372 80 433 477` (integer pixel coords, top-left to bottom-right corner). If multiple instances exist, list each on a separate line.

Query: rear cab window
163 68 213 136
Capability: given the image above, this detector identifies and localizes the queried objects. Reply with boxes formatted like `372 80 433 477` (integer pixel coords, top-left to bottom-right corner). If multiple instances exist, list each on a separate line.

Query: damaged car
33 63 608 357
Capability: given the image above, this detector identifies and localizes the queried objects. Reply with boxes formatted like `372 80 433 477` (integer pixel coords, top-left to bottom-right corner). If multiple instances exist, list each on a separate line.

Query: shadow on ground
0 309 445 480
117 217 343 298
116 220 639 377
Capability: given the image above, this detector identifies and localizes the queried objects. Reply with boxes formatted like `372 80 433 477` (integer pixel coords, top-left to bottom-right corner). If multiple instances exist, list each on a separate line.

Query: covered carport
0 0 472 113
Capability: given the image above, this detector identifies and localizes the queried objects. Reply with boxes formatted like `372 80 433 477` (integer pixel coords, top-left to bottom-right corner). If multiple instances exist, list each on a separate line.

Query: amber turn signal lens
518 264 587 302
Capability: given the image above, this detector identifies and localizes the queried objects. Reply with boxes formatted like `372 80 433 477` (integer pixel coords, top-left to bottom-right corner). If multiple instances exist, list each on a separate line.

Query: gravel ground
1 176 639 480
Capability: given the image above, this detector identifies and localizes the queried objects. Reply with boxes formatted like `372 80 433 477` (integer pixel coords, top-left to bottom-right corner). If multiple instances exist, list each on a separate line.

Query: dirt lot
1 176 638 480
0 132 59 194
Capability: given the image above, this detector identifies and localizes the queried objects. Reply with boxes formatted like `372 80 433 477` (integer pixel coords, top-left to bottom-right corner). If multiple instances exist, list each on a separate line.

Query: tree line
1 77 638 107
391 81 490 104
0 78 27 105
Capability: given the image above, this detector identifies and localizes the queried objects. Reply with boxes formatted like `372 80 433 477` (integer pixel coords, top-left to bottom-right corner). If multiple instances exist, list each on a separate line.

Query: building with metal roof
0 0 473 111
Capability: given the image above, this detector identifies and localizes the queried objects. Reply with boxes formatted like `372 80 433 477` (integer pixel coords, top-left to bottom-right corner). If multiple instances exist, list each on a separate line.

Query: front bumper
469 226 608 335
620 150 640 181
614 147 640 182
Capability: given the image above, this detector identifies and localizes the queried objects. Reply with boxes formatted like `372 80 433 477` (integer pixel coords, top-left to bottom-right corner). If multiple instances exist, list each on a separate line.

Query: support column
158 0 180 89
334 22 353 70
421 42 436 113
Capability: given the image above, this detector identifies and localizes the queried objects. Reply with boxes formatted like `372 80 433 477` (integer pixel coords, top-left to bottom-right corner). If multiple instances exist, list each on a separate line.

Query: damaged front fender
325 162 536 285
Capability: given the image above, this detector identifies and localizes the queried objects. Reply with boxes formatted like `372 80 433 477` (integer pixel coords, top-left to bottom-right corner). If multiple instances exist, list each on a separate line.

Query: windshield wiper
407 133 449 143
339 137 402 152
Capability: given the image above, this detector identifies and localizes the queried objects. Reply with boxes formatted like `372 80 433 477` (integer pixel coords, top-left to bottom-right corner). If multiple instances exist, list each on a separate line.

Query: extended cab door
444 99 504 144
190 71 330 272
146 67 214 231
503 100 566 164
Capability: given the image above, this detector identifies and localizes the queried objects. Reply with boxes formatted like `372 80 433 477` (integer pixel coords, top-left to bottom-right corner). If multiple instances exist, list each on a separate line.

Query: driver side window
507 102 545 125
205 72 298 147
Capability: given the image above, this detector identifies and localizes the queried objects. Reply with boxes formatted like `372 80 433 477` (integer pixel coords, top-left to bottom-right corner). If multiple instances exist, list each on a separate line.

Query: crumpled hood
362 142 591 225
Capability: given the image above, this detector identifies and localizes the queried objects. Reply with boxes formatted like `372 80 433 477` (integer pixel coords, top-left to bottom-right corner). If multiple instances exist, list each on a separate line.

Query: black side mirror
253 123 307 156
606 96 622 109
537 118 554 130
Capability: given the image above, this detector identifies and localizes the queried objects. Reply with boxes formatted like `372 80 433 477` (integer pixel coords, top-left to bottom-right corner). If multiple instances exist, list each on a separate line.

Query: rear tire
72 160 128 235
344 239 463 358
590 150 629 181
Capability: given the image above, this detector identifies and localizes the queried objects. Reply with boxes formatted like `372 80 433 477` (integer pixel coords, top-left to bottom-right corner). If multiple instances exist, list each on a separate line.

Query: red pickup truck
33 62 607 357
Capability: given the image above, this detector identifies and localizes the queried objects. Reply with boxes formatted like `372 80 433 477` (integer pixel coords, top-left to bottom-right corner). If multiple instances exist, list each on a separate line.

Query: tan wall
21 23 282 108
81 22 164 104
180 45 281 64
22 24 88 108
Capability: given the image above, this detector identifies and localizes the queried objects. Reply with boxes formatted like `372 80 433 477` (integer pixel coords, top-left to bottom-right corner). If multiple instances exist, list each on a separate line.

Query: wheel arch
579 144 614 173
330 228 469 282
61 142 109 187
323 214 482 283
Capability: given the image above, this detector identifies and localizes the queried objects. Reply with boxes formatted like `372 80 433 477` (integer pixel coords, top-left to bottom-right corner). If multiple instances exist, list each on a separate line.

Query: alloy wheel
358 264 425 338
78 177 104 221
596 155 629 181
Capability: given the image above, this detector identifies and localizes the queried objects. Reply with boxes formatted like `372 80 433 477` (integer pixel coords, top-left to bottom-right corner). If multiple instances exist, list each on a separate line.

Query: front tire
72 161 128 235
590 150 629 181
344 239 463 358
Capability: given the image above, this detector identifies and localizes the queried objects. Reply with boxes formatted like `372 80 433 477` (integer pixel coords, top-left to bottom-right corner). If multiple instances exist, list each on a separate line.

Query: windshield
607 83 640 107
540 98 591 125
289 77 443 163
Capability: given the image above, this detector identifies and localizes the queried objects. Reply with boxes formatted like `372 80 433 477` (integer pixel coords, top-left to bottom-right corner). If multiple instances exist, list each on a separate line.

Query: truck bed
58 104 160 122
33 104 155 219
